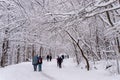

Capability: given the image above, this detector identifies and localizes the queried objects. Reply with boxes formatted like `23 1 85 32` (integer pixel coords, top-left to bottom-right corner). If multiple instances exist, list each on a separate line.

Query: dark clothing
49 55 52 61
57 57 63 68
46 55 50 61
61 55 64 59
33 64 38 71
38 56 42 64
38 64 42 71
57 57 59 67
38 56 42 71
46 55 52 61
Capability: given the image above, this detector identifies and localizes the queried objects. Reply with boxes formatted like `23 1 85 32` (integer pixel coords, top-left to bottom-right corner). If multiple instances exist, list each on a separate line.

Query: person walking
57 56 59 67
61 55 64 59
46 55 50 61
57 57 63 68
49 55 52 61
32 54 38 71
38 56 43 71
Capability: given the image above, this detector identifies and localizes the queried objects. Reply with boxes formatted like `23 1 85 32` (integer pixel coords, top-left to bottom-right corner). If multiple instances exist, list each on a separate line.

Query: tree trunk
66 31 90 71
116 37 120 53
16 45 20 64
32 45 35 58
40 46 43 56
0 39 9 67
76 42 90 71
73 42 80 65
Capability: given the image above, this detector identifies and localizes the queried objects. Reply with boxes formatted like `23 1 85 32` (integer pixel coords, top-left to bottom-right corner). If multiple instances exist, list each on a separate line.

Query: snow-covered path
0 58 120 80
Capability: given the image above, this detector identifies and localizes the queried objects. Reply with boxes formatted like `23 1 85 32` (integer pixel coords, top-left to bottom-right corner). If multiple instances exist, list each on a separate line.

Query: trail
0 58 119 80
41 72 56 80
0 60 57 80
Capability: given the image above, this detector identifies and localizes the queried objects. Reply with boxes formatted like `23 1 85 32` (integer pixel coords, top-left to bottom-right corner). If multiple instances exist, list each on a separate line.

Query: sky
0 58 120 80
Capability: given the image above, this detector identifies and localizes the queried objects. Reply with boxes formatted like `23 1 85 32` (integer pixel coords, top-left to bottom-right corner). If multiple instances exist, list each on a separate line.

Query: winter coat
38 56 42 64
58 57 63 64
32 55 38 65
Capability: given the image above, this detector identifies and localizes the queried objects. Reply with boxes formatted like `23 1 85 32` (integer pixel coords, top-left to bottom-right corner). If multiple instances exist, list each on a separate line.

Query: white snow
0 58 119 80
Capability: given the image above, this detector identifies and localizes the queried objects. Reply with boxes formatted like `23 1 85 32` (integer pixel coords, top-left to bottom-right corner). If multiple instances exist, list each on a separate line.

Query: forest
0 0 120 74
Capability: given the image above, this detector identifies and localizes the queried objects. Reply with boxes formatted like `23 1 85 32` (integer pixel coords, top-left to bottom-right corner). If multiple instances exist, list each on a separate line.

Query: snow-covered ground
0 58 120 80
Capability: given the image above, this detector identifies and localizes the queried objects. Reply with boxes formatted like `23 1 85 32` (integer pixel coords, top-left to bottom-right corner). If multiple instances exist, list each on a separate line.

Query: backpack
38 57 42 64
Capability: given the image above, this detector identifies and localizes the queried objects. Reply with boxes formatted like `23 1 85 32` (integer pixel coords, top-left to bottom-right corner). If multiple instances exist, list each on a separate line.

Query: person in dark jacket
32 55 38 71
46 55 50 61
57 56 59 67
57 57 63 68
38 56 43 71
49 55 52 61
61 55 64 59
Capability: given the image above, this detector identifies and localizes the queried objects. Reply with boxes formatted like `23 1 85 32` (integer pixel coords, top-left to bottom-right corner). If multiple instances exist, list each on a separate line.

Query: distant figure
67 55 69 58
61 55 64 59
57 56 59 67
32 55 38 71
57 56 63 68
46 55 50 61
38 56 43 71
49 55 52 61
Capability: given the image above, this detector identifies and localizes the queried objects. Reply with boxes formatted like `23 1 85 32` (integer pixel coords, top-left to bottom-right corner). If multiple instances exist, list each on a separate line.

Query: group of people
46 54 64 68
32 54 43 71
32 54 67 71
46 54 52 61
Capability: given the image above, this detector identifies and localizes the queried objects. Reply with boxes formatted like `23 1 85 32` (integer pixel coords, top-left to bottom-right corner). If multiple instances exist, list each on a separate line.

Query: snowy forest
0 0 120 75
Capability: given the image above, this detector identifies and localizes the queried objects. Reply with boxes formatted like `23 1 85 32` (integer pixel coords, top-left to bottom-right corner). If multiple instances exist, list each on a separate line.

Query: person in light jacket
32 55 38 71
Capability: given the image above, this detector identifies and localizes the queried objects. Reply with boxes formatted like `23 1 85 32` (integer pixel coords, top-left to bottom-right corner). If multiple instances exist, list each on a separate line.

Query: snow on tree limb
86 5 120 17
